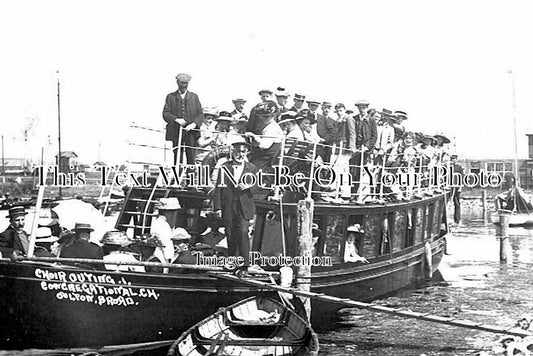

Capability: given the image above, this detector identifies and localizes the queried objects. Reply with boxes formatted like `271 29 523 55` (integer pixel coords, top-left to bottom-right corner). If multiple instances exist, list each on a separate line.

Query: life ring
201 145 233 184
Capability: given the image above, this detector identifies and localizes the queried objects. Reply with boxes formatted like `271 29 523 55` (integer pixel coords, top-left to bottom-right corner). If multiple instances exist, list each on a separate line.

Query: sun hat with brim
131 234 165 248
203 107 218 116
6 206 28 219
35 227 59 243
171 227 191 241
101 230 131 247
74 222 94 232
434 134 451 144
253 101 279 116
347 224 365 233
156 197 181 211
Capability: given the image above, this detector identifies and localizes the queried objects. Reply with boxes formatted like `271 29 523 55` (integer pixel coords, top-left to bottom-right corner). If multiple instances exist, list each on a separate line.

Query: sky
1 0 532 165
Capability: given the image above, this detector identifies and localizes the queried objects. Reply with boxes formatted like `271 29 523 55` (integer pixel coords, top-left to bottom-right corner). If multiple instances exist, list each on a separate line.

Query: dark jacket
356 116 378 150
0 225 28 255
213 161 258 220
317 115 339 144
163 90 203 143
60 239 104 260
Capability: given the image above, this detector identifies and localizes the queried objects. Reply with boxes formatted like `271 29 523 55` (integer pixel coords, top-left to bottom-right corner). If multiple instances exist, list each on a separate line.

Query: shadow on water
318 206 533 355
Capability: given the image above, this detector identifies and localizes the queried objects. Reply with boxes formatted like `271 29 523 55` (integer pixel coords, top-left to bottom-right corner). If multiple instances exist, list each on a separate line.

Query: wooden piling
498 209 512 262
481 190 487 221
296 198 314 321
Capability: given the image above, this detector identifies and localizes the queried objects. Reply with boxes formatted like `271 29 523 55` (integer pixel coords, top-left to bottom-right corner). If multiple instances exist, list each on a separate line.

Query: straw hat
347 224 365 233
101 230 131 247
35 227 59 243
171 227 191 241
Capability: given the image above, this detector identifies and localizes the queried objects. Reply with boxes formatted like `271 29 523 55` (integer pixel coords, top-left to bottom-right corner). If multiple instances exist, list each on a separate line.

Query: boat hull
490 211 533 226
0 234 445 350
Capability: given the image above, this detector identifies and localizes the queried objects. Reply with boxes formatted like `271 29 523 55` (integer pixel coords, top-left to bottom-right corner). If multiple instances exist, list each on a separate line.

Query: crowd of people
163 73 457 204
0 201 223 273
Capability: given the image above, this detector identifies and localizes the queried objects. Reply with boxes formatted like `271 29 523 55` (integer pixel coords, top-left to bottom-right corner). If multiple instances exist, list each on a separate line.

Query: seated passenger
343 224 369 264
34 227 58 257
101 230 144 272
129 234 165 273
151 197 181 262
170 228 198 273
59 223 105 270
0 206 30 257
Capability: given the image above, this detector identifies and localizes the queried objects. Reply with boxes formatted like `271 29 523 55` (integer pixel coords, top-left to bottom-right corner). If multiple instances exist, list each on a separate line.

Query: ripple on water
319 209 533 355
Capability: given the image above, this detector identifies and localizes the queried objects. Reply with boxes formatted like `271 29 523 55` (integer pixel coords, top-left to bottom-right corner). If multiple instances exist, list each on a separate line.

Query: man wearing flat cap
0 206 30 256
213 141 258 277
163 73 204 165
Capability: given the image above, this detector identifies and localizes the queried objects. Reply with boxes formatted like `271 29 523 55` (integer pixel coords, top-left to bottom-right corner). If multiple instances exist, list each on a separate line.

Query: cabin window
414 207 424 244
431 200 441 238
427 203 434 240
323 214 345 264
404 209 415 248
351 214 378 259
390 211 406 252
379 214 391 255
422 205 430 240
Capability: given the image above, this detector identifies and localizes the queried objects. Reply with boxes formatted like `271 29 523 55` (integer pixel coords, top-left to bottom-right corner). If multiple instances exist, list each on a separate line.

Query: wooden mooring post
296 198 314 321
498 209 512 262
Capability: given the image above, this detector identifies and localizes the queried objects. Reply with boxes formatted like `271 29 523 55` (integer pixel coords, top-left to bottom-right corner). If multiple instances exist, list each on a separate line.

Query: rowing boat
167 296 319 356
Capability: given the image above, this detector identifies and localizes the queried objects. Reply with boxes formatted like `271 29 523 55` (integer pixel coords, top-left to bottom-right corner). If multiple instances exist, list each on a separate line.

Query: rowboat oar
208 272 533 338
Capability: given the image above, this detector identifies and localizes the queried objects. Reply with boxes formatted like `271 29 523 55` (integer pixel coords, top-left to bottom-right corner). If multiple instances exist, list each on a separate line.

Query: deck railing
125 122 453 204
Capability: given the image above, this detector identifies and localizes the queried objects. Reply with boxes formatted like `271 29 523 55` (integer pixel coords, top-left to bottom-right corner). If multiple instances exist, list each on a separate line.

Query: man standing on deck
213 142 258 278
289 93 306 112
0 206 30 256
163 73 204 165
450 154 464 225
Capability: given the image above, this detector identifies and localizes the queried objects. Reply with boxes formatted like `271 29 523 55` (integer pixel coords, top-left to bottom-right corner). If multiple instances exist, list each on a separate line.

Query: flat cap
175 73 192 82
354 100 370 107
306 100 320 106
294 93 306 101
321 102 332 108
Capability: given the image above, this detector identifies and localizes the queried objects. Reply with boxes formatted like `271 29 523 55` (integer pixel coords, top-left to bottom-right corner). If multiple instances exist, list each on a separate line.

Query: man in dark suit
213 142 258 276
163 73 204 165
0 206 30 256
60 223 104 269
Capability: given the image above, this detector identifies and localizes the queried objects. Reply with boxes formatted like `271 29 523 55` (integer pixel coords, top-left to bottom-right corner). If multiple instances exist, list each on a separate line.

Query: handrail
126 121 455 203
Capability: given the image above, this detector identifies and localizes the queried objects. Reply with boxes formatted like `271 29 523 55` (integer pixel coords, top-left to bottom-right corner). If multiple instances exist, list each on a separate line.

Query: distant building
459 158 533 190
1 158 31 174
55 151 78 172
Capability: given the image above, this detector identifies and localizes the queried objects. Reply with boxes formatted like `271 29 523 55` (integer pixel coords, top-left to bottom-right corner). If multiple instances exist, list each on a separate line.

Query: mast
509 70 519 187
57 70 62 198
